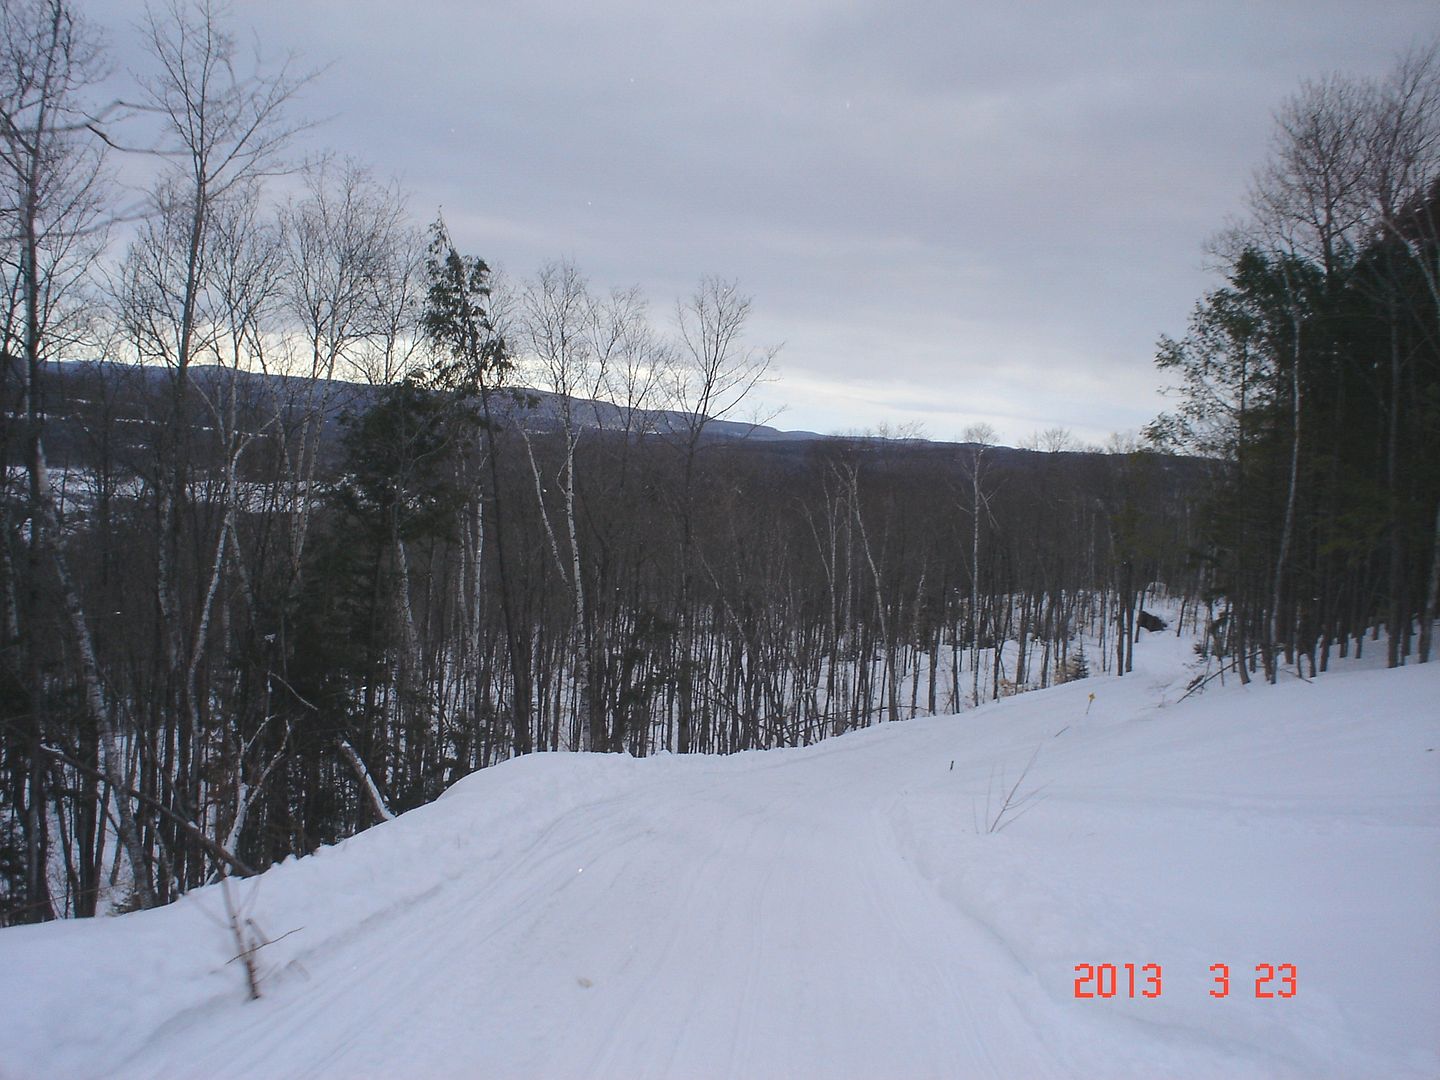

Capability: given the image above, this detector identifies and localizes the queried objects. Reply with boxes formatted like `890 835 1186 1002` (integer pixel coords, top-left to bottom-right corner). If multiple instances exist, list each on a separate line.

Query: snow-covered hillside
1 631 1436 1079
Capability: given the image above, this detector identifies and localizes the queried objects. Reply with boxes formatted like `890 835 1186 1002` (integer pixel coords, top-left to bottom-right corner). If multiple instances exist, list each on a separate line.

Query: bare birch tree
120 0 315 892
667 276 776 751
0 0 156 914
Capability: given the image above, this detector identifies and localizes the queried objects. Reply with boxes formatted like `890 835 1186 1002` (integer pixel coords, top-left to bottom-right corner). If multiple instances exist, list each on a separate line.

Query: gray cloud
85 0 1439 441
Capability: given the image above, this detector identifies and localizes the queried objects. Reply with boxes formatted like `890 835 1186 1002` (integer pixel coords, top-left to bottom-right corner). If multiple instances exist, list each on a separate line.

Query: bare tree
515 261 604 748
670 276 777 449
0 0 156 914
130 0 316 393
121 0 316 894
279 161 419 584
1251 73 1371 278
666 276 777 751
597 285 668 440
1021 426 1077 453
957 436 995 707
962 422 997 447
285 160 413 385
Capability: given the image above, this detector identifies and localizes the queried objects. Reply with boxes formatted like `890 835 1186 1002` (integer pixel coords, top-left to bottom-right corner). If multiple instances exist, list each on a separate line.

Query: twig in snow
227 925 303 965
986 744 1047 834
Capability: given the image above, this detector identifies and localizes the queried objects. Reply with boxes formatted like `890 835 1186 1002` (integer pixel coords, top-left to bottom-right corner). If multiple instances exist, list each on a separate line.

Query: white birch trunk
339 738 395 823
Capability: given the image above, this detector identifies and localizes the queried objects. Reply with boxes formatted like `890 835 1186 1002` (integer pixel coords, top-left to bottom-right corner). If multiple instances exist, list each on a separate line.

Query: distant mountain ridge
14 358 823 445
13 360 1199 478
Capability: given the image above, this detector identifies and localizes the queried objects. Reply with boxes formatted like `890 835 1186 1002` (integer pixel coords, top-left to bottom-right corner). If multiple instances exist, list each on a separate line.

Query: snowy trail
168 742 1059 1079
2 630 1437 1078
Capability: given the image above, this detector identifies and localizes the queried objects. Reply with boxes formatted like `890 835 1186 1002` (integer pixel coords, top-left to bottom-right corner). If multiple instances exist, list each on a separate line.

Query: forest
2 0 1436 924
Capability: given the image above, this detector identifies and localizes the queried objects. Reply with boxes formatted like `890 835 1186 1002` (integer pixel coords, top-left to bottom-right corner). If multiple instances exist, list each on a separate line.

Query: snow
1 629 1437 1078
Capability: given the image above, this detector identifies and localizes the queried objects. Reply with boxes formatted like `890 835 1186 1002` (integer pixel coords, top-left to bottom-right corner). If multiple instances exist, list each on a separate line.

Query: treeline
0 0 1203 923
7 338 1199 923
1150 51 1440 679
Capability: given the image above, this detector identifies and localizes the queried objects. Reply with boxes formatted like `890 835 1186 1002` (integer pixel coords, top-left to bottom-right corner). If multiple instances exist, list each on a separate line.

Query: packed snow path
3 631 1437 1078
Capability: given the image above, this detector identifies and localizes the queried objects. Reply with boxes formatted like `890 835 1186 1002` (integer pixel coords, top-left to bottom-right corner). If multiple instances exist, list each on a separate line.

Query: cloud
82 0 1439 442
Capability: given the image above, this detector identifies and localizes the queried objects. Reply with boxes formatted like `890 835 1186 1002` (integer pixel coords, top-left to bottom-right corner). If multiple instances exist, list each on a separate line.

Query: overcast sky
87 0 1439 444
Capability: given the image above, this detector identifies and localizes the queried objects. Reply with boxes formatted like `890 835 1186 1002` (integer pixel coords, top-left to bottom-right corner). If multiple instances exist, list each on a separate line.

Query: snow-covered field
1 630 1436 1079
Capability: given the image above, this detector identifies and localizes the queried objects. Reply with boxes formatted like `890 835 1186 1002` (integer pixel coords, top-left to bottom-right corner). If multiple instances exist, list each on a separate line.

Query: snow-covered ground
2 629 1437 1079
